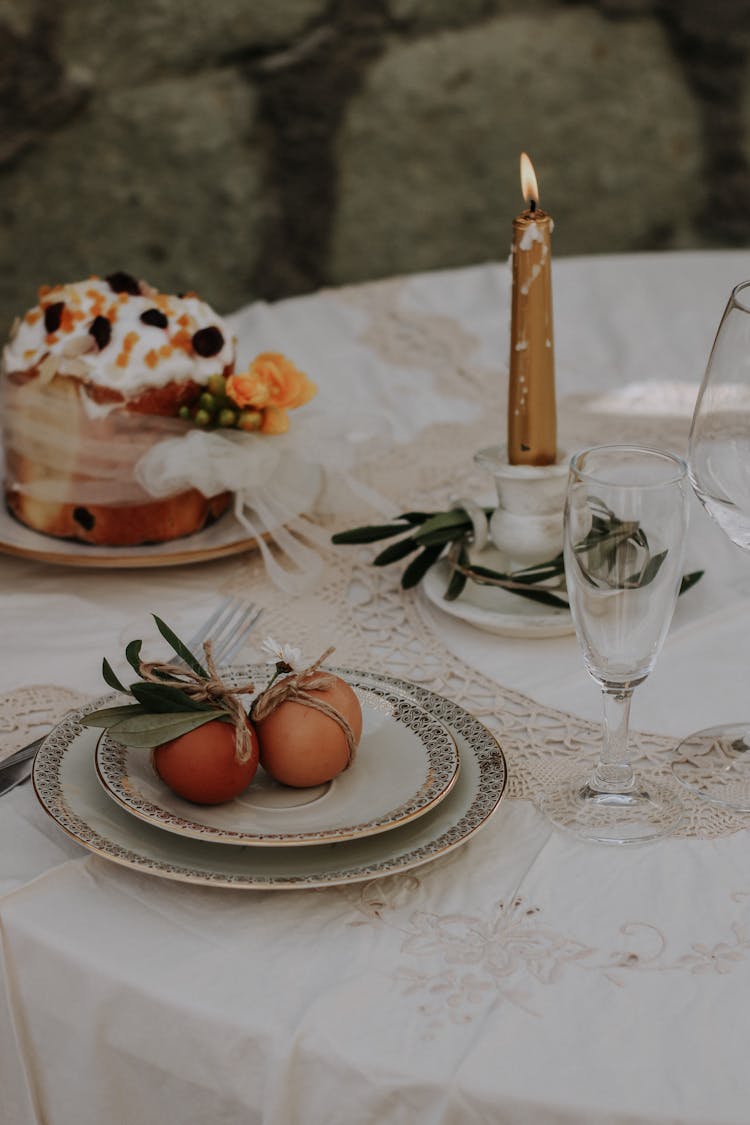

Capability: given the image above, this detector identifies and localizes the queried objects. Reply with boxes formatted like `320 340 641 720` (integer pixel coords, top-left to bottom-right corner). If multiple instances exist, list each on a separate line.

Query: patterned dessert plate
32 670 508 890
94 678 460 846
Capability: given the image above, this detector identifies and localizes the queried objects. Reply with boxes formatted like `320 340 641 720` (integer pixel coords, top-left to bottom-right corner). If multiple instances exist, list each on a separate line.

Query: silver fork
184 596 262 668
0 596 262 783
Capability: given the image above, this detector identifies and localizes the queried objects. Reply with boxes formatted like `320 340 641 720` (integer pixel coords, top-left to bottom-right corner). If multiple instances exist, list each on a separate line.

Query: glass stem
591 688 635 793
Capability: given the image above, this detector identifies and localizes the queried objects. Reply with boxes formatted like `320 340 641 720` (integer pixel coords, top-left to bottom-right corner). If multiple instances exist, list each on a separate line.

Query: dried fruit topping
192 326 224 357
89 315 112 350
43 302 65 334
140 308 169 329
105 271 141 295
72 507 96 531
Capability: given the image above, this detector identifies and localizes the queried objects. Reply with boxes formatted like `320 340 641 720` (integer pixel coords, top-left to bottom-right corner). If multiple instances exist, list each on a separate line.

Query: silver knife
0 756 34 797
0 736 45 773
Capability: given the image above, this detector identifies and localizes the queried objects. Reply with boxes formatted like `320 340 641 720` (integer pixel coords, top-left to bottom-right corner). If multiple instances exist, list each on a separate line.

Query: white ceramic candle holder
474 444 571 569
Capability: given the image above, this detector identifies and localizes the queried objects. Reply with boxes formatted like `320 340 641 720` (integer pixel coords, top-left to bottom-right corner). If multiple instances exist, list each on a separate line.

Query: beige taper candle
508 153 557 466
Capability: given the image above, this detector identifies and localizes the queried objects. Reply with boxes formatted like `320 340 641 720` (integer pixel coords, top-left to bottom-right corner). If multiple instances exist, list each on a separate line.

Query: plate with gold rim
0 502 260 569
32 670 508 890
94 675 460 846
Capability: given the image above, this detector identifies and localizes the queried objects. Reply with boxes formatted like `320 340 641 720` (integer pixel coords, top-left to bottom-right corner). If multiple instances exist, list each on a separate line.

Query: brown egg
153 718 258 805
256 676 363 788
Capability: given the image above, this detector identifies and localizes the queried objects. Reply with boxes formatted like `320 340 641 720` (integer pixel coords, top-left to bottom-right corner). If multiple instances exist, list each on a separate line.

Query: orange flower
226 353 316 413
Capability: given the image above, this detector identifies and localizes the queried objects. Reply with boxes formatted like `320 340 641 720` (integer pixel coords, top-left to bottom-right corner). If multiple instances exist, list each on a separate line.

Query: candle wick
529 199 537 214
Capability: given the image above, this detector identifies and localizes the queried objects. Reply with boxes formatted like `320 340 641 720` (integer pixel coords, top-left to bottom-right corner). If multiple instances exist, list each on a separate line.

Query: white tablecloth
3 250 750 1125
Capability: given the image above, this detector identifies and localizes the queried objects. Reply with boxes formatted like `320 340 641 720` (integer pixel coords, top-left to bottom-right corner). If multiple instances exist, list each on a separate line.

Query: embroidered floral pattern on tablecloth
346 879 750 1037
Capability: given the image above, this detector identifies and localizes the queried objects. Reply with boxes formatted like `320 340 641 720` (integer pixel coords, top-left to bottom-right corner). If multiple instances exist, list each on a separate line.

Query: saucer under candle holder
474 444 571 568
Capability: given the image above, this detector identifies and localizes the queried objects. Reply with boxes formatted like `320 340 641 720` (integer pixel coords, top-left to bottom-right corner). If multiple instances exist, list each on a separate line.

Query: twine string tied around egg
138 641 256 763
251 646 357 766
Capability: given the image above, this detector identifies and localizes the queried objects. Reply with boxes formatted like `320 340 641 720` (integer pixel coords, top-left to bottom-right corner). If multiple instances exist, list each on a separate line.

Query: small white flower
260 636 303 670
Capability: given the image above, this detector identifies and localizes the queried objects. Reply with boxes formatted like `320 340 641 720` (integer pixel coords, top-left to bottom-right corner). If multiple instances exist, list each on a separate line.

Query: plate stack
33 669 508 890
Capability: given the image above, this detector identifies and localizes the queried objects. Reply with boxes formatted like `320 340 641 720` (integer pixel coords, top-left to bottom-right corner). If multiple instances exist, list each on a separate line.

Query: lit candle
507 152 556 466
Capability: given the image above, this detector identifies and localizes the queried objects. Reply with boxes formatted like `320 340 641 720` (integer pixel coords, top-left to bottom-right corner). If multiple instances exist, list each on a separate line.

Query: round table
2 249 750 1125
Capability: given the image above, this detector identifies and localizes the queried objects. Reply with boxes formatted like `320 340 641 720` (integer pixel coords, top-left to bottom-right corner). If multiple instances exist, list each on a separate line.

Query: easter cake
1 272 235 546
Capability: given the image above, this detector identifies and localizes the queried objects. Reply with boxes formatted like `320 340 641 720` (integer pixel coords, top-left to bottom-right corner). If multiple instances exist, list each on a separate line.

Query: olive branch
331 503 703 606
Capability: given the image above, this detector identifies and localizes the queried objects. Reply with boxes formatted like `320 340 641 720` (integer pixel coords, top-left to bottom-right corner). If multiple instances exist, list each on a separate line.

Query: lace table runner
2 278 742 839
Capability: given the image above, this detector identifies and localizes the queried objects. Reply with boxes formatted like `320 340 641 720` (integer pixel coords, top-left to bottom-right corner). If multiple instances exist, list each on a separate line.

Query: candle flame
520 152 539 208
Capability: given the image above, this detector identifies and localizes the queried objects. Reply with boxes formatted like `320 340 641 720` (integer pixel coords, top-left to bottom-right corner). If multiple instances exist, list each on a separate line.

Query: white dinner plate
32 670 508 890
94 679 460 846
421 546 574 638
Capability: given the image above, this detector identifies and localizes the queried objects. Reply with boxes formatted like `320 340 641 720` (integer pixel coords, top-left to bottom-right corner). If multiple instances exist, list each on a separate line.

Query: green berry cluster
178 374 263 432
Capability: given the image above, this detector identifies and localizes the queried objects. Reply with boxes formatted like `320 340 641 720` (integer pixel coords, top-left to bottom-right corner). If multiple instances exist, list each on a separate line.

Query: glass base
672 724 750 812
540 770 684 845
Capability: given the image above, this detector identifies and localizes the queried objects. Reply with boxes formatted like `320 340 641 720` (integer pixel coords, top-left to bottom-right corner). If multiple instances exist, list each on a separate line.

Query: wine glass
541 444 689 844
672 280 750 810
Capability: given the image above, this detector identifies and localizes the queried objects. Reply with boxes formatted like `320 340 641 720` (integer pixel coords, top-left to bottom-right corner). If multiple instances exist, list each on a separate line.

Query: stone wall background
0 0 747 328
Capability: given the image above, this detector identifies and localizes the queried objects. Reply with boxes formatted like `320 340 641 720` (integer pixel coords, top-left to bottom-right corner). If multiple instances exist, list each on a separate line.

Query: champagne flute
541 444 689 844
672 280 750 810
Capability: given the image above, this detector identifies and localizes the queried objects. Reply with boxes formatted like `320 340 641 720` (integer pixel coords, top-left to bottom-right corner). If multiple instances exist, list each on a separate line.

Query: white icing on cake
3 277 235 395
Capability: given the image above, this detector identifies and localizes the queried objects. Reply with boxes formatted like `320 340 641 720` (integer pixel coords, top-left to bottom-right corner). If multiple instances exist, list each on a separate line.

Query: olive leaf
402 543 445 589
444 544 469 601
129 682 217 713
100 710 227 749
153 615 208 678
331 523 412 545
467 563 569 608
412 509 472 547
80 704 148 728
504 586 569 609
125 639 143 676
680 570 704 595
625 549 667 589
102 658 127 694
373 536 420 566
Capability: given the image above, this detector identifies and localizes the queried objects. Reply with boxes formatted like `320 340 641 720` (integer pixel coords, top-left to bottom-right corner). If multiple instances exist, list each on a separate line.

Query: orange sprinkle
59 308 77 334
86 288 101 301
118 293 129 303
123 331 139 351
115 352 130 368
24 309 42 325
145 349 159 368
159 344 173 358
23 348 35 360
177 314 190 328
38 285 53 300
171 329 192 353
45 333 59 346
